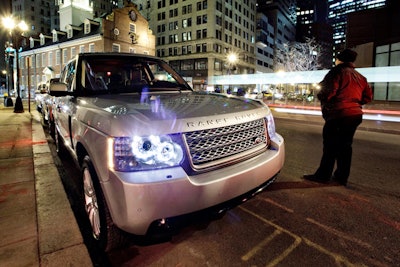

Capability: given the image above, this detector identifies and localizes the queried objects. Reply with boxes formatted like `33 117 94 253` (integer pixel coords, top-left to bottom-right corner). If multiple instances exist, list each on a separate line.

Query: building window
62 49 68 64
31 56 36 69
195 59 207 70
129 23 136 33
112 44 121 52
203 0 208 9
41 53 46 67
182 60 194 70
89 43 95 52
196 44 201 53
158 0 166 9
84 22 90 34
56 50 60 65
215 59 221 71
157 24 166 33
35 54 40 68
80 45 85 53
48 52 53 66
169 8 178 18
157 36 166 45
67 28 72 38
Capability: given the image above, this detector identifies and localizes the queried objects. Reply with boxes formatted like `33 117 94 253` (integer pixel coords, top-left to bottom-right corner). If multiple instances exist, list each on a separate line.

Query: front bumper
102 134 285 235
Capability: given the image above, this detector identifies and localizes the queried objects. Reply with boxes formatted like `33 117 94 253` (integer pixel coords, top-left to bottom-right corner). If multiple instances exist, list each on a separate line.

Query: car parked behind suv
49 53 285 251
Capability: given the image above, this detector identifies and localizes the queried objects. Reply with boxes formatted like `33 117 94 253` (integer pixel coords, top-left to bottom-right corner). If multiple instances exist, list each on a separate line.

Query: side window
64 60 76 91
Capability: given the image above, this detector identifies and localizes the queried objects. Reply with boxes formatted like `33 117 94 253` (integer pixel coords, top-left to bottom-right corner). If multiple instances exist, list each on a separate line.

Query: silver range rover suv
49 53 285 251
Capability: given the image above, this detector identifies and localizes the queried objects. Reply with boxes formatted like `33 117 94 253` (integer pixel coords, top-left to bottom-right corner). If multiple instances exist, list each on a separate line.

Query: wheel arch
76 141 89 167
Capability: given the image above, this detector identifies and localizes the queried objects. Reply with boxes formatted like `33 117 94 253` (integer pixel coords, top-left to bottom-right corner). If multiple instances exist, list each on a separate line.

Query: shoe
331 176 347 186
302 174 329 184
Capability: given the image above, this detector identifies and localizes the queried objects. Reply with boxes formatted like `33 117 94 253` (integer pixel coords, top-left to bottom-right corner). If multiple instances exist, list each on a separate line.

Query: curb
31 110 92 266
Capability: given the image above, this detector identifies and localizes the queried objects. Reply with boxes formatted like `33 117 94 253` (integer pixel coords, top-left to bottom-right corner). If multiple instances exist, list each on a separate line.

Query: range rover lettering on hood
186 118 228 128
186 111 264 128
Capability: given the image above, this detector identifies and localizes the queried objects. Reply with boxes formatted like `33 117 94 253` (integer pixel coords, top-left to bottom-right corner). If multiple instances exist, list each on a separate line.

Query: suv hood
76 91 270 135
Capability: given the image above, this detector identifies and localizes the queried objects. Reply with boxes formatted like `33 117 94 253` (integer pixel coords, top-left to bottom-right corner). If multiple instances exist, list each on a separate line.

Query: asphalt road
46 116 400 266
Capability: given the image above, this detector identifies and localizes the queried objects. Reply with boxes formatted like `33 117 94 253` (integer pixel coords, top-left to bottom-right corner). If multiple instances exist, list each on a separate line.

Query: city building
17 2 155 96
256 0 297 68
327 0 386 56
11 0 59 36
346 0 400 101
135 0 258 91
296 0 333 69
255 13 275 73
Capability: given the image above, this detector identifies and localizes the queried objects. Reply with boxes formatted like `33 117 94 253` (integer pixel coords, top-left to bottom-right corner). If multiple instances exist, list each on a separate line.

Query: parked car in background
35 78 59 133
245 91 264 100
49 53 285 251
34 82 47 113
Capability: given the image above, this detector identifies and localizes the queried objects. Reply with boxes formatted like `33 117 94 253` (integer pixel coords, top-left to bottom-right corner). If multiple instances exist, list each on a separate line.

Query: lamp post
3 42 13 106
2 16 28 113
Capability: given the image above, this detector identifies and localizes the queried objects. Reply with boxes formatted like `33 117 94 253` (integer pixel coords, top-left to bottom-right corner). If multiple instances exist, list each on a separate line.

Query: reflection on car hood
76 91 269 135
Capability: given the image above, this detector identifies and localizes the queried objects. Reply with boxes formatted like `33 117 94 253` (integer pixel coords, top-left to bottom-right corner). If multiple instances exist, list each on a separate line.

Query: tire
40 108 48 126
81 155 125 252
54 128 62 154
48 116 55 139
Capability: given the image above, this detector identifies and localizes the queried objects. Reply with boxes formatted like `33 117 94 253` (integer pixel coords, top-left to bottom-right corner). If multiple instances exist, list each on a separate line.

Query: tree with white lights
275 37 322 72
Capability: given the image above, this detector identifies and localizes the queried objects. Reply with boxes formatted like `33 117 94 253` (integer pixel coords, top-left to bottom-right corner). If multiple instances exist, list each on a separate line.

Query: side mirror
49 82 71 97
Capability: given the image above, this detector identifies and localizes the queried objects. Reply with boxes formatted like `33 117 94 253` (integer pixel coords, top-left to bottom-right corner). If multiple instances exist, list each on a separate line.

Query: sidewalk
0 101 92 266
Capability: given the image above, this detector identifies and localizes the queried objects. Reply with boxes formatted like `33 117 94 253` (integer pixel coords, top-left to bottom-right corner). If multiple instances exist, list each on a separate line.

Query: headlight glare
265 113 276 139
111 135 183 172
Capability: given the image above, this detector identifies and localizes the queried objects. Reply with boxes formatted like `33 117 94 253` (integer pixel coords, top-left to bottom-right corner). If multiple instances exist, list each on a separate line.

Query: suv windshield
81 56 191 95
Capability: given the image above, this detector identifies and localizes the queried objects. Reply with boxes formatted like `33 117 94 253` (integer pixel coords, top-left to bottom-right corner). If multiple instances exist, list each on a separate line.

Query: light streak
273 107 400 122
209 66 400 85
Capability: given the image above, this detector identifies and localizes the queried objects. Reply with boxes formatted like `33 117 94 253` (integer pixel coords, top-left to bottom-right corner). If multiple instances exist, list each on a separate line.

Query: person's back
318 50 372 121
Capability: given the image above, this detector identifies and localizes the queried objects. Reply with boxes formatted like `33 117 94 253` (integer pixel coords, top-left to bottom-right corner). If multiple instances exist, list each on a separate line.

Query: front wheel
81 156 125 252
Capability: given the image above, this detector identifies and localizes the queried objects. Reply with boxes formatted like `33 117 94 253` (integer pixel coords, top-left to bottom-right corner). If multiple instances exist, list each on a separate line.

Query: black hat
337 49 358 63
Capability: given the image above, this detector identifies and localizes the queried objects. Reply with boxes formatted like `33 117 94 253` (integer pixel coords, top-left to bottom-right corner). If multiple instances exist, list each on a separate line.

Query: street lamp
2 16 28 113
226 52 238 94
4 42 14 107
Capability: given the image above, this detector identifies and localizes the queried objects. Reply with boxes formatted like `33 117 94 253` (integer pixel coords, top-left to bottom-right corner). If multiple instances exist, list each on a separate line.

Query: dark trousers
315 115 362 182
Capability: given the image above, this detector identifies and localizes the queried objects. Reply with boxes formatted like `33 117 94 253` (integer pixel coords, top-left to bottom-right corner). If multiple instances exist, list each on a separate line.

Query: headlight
108 135 184 172
265 113 276 139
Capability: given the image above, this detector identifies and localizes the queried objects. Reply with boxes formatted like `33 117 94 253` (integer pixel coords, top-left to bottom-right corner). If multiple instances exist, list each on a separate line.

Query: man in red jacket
303 49 373 186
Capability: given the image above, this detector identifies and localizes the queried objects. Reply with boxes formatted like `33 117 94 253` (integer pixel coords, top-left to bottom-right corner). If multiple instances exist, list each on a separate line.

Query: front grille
183 118 268 168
